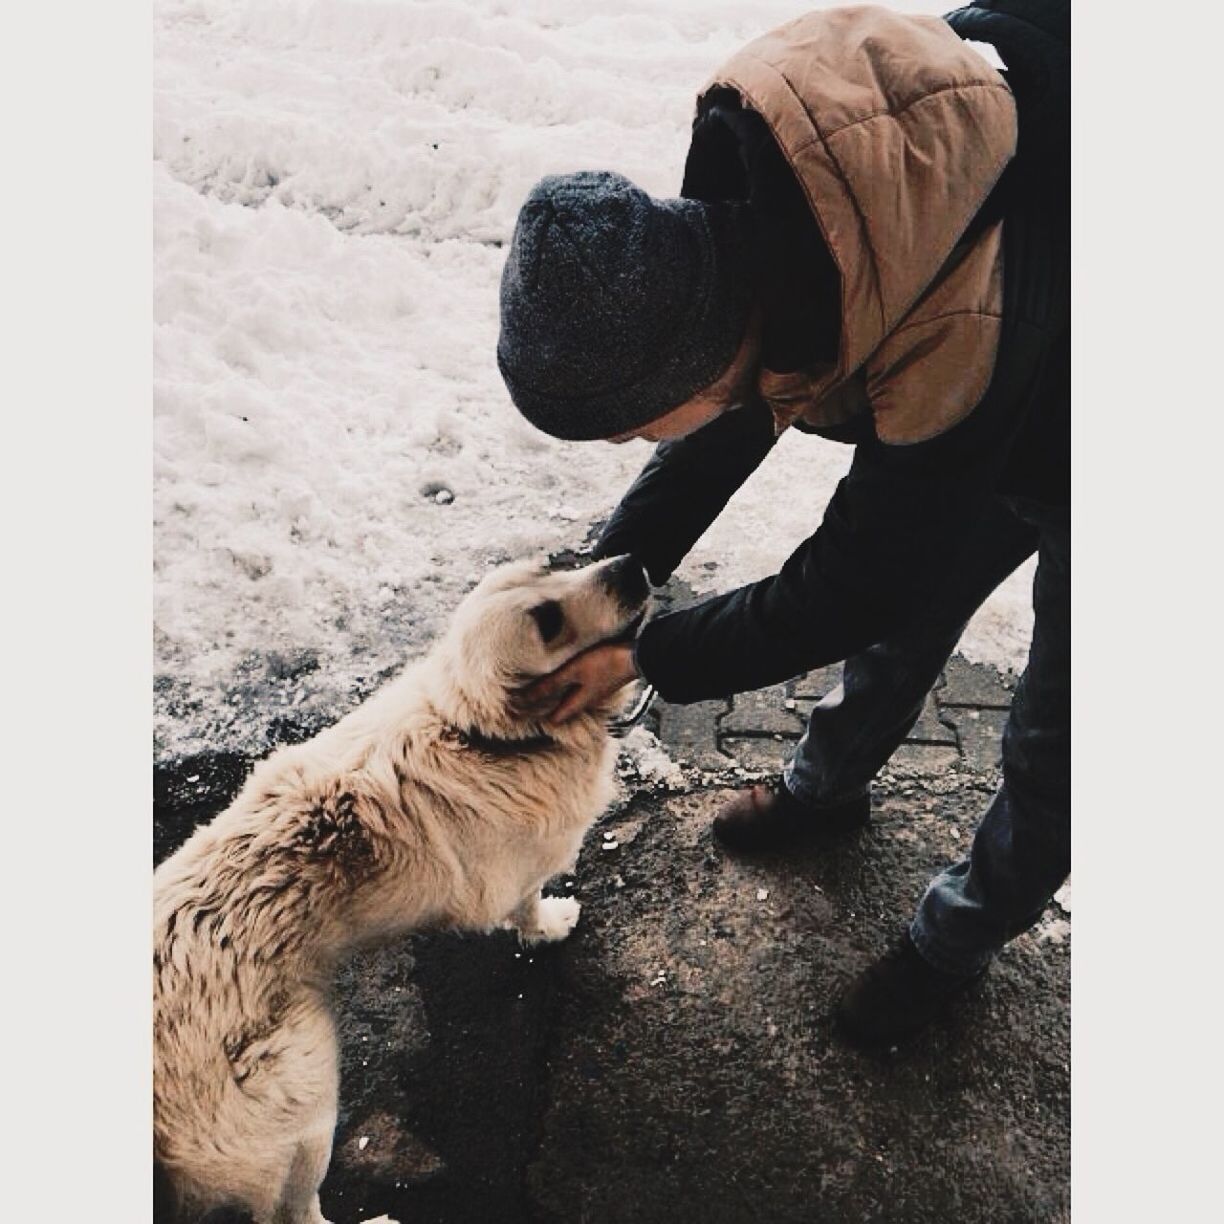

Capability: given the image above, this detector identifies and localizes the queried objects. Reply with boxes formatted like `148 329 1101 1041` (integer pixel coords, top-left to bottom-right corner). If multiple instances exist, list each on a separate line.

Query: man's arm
591 394 778 584
633 334 1049 703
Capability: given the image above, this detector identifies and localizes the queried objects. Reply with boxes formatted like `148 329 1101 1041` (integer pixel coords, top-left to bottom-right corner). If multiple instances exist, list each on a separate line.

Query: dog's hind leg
269 1129 335 1224
508 891 581 944
235 1004 339 1224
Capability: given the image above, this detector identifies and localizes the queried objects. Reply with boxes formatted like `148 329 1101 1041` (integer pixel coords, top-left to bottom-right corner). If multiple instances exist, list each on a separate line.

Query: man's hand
521 642 639 725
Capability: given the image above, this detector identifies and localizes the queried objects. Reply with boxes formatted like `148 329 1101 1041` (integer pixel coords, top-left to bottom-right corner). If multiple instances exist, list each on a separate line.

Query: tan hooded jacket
702 5 1017 444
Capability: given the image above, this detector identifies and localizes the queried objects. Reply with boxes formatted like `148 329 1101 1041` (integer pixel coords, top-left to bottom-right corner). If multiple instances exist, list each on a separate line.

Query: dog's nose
599 555 650 605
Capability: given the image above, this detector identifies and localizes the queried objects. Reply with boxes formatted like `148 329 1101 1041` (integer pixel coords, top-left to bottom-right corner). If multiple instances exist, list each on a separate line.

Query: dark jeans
782 495 1070 975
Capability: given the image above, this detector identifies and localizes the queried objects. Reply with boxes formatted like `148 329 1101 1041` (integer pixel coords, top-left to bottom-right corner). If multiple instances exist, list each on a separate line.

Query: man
497 0 1069 1048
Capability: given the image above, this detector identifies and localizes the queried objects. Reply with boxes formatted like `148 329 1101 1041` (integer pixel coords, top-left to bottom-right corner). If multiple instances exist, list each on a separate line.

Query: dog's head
436 554 650 735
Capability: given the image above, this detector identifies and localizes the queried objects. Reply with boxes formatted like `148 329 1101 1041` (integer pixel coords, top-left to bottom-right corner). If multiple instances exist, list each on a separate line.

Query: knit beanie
497 171 752 441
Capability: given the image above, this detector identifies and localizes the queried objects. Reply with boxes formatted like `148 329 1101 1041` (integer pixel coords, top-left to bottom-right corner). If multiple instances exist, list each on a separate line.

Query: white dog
153 555 649 1224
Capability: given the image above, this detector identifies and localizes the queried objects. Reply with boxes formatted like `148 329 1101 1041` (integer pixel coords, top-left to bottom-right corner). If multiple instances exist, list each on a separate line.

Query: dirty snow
618 725 686 790
1035 916 1072 946
153 0 1033 760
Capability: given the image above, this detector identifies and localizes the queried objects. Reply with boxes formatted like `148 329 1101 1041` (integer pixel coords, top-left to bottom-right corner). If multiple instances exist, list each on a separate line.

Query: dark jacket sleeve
633 325 1051 702
591 395 778 584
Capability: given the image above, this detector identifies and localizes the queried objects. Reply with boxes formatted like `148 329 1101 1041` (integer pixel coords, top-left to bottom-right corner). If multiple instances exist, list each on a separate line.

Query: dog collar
442 683 656 754
607 684 657 739
445 726 556 756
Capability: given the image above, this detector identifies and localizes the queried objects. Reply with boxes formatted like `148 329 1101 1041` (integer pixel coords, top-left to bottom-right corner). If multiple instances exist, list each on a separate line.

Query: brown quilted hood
701 5 1017 435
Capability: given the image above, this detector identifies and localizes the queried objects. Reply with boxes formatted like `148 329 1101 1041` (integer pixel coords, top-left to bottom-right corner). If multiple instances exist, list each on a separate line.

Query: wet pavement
154 651 1069 1224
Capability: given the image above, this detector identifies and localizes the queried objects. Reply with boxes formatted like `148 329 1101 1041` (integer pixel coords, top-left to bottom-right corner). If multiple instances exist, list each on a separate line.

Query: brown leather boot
712 778 870 853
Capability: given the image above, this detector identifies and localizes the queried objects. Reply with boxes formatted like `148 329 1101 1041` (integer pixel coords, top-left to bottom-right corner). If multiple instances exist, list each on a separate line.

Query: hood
701 5 1017 419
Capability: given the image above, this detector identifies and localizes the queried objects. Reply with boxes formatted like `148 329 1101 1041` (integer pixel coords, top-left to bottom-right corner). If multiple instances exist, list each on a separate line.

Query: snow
154 0 1034 761
618 725 686 790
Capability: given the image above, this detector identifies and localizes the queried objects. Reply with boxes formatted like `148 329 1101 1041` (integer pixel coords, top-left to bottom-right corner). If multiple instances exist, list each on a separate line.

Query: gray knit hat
497 171 752 441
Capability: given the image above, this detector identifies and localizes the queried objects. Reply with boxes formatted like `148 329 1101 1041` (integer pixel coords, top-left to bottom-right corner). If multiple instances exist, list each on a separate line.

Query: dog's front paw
524 895 581 944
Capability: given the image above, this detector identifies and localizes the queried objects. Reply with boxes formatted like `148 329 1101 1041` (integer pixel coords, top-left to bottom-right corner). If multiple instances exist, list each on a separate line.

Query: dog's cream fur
153 556 647 1223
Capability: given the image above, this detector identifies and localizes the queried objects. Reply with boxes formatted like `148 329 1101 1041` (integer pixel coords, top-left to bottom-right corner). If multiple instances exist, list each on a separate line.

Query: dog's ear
528 599 565 644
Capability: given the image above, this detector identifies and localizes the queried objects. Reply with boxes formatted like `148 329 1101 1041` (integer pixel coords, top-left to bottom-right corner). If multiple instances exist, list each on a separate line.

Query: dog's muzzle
598 555 650 610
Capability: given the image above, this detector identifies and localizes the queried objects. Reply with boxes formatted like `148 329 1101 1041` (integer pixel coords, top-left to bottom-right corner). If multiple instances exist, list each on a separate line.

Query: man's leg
835 500 1069 1045
786 501 1044 805
909 500 1070 973
714 498 1039 851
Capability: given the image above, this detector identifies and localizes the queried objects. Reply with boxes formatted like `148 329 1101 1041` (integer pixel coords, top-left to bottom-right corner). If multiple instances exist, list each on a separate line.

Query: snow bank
154 0 1034 759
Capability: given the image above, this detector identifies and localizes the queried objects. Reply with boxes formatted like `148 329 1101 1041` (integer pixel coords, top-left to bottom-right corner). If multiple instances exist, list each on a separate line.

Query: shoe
711 778 869 854
833 930 988 1049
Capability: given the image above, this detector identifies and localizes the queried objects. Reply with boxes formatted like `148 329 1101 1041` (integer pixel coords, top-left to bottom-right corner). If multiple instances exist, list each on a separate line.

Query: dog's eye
529 600 565 643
